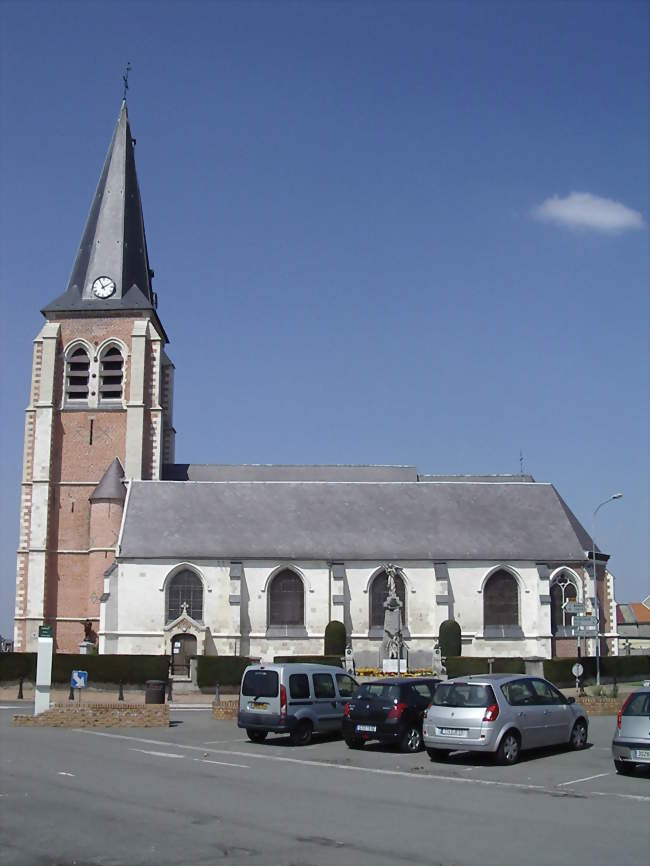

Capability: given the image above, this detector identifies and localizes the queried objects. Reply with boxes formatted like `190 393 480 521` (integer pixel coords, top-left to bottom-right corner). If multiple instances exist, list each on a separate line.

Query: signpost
574 615 598 632
70 670 88 704
564 601 586 615
571 662 584 693
35 626 54 715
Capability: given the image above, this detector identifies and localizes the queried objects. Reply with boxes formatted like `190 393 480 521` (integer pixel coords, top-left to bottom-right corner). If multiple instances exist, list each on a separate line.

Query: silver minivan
423 674 588 765
237 663 358 746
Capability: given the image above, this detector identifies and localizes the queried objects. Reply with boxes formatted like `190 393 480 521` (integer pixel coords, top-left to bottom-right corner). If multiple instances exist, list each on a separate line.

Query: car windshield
432 682 496 708
241 670 279 698
353 683 401 701
623 692 650 716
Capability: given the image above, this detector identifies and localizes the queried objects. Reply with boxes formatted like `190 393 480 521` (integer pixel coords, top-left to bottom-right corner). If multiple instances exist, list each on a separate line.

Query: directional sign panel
574 615 598 628
71 670 88 689
565 601 586 614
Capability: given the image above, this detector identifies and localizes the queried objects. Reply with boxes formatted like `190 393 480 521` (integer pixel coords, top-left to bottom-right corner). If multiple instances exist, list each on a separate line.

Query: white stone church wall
102 558 554 661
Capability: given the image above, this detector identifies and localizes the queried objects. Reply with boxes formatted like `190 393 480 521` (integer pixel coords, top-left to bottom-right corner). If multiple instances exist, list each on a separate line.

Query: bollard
17 676 24 700
68 685 75 701
167 680 173 703
215 682 220 704
118 681 124 701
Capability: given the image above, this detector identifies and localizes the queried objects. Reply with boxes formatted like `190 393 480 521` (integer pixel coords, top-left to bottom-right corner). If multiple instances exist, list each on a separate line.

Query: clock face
91 276 116 299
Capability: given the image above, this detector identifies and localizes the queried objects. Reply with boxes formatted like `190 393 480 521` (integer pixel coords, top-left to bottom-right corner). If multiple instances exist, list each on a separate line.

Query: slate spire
89 457 126 503
43 101 156 315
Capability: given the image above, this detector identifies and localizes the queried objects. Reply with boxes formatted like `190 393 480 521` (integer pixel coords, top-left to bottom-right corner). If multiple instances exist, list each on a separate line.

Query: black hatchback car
342 677 440 752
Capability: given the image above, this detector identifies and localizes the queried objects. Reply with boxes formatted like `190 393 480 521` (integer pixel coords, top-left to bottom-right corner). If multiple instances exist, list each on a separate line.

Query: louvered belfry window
66 347 90 401
269 570 304 626
483 570 519 626
99 346 124 400
166 570 203 623
370 570 406 627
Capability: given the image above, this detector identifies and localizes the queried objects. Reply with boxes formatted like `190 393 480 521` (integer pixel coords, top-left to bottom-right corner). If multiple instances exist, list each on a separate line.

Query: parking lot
1 703 648 866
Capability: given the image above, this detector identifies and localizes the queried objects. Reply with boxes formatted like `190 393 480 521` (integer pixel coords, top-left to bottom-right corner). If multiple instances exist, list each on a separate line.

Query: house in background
616 597 650 654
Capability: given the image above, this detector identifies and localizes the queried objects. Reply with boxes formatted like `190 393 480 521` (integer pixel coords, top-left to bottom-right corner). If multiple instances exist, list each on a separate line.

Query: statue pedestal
382 658 408 673
78 641 95 655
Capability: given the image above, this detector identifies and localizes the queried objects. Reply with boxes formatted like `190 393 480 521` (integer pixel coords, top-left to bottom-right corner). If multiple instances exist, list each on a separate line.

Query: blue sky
0 1 648 638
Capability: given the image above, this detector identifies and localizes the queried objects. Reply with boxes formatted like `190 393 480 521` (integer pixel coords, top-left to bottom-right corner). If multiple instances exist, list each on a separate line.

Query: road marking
129 748 185 759
203 739 245 745
77 731 650 802
0 706 30 710
57 772 75 777
558 772 610 786
194 758 250 769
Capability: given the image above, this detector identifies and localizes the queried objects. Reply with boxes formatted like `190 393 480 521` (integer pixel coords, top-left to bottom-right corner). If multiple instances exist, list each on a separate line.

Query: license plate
356 724 376 733
439 727 467 737
634 749 650 760
250 701 268 710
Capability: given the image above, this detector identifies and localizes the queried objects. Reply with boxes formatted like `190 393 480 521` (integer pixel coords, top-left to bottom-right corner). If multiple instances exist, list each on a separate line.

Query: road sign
574 615 598 629
571 663 584 678
71 670 88 689
38 625 53 638
564 601 586 614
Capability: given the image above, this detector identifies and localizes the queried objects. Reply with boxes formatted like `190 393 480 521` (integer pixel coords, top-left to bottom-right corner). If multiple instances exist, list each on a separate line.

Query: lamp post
592 493 622 686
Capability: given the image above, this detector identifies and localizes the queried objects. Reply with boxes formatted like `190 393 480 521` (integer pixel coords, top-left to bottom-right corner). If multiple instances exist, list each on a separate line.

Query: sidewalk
0 684 219 705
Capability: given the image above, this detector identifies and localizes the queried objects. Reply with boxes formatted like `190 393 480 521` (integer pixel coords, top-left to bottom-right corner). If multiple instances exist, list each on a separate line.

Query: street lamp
592 493 622 686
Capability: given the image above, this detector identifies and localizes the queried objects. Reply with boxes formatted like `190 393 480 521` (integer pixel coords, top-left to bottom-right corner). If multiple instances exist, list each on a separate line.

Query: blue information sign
71 670 88 689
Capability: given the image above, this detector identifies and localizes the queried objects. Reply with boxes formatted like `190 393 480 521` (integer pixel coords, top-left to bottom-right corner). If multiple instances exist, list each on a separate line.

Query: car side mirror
567 697 575 704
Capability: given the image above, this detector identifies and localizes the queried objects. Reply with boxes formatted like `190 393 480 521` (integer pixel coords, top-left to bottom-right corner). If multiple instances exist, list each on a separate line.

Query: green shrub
195 656 253 689
51 654 169 685
443 656 525 678
0 653 37 681
324 621 347 656
600 654 650 680
438 620 461 658
273 655 343 667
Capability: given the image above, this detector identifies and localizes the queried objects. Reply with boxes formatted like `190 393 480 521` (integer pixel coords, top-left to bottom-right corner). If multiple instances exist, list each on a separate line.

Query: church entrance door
171 634 196 676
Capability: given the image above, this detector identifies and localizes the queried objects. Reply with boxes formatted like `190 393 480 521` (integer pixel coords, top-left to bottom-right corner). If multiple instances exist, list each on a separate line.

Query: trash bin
145 680 166 704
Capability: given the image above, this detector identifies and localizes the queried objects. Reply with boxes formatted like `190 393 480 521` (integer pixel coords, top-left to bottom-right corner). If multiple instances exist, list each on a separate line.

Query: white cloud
532 192 645 233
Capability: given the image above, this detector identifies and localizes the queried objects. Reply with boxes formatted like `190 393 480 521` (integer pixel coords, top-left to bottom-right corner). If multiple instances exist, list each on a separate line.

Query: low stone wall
13 703 169 728
211 700 238 720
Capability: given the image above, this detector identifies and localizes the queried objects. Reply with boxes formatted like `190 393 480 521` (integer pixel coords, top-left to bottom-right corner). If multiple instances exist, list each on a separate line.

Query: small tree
438 619 461 658
324 620 347 656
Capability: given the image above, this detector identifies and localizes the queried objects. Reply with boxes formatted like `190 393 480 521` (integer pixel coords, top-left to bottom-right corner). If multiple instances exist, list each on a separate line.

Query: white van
237 662 358 746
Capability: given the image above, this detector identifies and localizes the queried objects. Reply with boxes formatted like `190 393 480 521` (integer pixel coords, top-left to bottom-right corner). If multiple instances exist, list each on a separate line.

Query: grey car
611 686 650 775
422 674 588 765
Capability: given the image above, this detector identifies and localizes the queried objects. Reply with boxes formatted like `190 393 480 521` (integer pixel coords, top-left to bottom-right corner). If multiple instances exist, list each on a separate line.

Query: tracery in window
483 569 519 626
166 570 203 623
370 569 406 628
550 573 578 635
269 569 304 626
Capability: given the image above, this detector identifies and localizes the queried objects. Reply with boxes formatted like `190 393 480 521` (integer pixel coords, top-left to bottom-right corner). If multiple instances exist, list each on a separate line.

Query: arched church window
65 346 90 402
269 569 304 626
99 345 124 401
370 569 406 628
483 569 519 627
166 570 203 623
550 573 578 635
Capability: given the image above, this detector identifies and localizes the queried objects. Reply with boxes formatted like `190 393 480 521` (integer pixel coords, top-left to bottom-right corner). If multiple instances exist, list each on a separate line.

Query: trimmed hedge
544 655 650 687
445 657 525 678
0 653 169 684
273 655 343 667
196 656 254 689
0 653 37 681
324 621 347 656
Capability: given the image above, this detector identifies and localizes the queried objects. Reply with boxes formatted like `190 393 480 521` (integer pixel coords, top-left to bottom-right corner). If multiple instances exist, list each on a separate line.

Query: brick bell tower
14 101 175 652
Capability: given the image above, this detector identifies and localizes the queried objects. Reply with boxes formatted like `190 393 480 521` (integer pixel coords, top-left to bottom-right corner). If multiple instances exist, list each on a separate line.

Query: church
14 101 617 668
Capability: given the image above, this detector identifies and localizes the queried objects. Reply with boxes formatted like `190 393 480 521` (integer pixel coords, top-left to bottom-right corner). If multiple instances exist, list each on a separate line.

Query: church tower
14 101 175 652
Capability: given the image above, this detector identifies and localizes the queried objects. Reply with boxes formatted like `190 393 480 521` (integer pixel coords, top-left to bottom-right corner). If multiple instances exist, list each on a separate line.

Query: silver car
423 674 588 765
611 686 650 775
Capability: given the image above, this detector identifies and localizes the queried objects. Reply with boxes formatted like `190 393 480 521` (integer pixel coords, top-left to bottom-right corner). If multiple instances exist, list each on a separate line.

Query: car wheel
426 747 449 762
614 759 635 776
496 730 520 765
569 719 588 750
290 720 313 746
246 729 268 743
400 724 423 753
344 736 364 749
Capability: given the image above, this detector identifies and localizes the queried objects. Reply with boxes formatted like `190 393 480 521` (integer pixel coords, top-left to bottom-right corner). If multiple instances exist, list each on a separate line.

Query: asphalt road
0 704 648 866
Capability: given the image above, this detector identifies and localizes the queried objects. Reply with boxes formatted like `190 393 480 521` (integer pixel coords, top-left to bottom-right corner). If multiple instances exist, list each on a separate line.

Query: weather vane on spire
122 62 132 102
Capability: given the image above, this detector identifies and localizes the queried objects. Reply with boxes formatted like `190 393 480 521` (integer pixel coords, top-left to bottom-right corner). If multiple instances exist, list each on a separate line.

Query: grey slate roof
419 474 536 483
119 480 592 562
162 464 418 482
42 102 157 319
90 457 126 502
